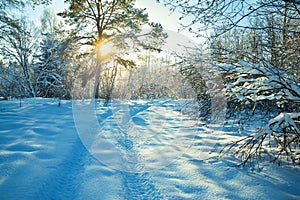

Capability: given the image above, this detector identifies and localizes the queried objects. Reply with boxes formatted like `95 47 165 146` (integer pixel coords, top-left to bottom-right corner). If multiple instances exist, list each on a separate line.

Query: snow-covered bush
219 59 300 166
219 60 300 110
267 113 300 165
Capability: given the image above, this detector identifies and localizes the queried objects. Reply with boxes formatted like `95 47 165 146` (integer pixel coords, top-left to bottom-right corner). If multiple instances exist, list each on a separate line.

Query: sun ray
99 42 114 57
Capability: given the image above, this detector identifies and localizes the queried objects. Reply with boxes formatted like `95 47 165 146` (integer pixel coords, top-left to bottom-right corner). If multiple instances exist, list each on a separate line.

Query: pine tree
58 0 166 99
35 10 76 99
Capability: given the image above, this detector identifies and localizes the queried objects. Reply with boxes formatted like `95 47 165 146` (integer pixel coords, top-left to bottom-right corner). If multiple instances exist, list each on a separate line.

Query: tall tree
58 0 156 45
58 0 166 99
0 0 54 97
0 17 38 97
40 8 61 33
35 9 77 99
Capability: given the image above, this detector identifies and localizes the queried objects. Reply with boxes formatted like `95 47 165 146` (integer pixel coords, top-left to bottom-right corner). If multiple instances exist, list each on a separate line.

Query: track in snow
97 100 164 199
2 99 299 199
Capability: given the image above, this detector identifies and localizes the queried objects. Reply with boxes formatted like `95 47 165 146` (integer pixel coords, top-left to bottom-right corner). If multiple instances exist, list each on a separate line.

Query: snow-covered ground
0 98 300 199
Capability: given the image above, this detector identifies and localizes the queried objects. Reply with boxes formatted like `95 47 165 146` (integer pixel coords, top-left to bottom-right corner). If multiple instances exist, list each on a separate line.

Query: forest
1 0 300 199
0 0 300 178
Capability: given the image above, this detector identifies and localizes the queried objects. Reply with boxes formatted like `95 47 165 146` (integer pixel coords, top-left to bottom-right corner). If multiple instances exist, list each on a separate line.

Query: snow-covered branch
218 60 300 106
218 59 300 166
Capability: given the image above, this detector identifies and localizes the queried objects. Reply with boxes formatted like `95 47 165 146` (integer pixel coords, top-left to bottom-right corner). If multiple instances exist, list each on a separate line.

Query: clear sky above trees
24 0 200 43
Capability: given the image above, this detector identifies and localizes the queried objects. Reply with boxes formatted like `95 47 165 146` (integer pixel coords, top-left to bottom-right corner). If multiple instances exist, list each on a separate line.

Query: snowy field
0 98 300 200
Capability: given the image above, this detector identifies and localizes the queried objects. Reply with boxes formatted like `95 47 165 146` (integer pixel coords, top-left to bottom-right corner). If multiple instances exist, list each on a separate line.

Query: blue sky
25 0 179 30
23 0 200 42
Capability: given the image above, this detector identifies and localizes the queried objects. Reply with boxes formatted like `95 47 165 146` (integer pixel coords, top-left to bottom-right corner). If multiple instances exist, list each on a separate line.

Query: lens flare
99 42 113 57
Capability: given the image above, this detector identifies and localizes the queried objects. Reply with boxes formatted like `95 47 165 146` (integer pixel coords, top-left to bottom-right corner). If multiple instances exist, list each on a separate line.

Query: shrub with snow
218 59 300 167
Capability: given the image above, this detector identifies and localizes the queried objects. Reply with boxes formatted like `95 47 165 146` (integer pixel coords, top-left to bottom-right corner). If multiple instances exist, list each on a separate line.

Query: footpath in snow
0 98 300 199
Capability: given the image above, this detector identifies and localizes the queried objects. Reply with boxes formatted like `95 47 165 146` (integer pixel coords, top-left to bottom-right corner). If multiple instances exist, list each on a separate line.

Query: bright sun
99 42 114 57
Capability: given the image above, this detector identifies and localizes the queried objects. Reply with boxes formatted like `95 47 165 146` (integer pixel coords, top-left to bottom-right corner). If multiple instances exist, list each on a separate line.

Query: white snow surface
0 98 300 199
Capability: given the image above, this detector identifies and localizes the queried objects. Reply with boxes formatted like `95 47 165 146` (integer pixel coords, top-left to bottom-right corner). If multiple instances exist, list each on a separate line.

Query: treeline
0 0 167 100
